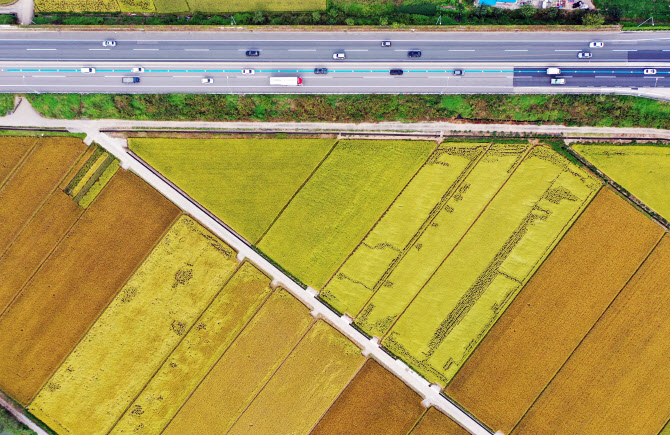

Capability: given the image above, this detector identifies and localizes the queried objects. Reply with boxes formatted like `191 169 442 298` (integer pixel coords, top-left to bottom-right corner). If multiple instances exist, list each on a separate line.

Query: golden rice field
573 144 670 221
29 216 239 434
35 0 121 12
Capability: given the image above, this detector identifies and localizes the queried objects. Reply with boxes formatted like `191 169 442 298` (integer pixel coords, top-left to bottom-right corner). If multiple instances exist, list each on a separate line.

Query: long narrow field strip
110 262 273 435
117 0 155 12
187 0 326 12
383 145 600 385
227 320 365 434
514 235 670 435
78 161 119 209
258 140 434 290
573 144 670 221
68 148 107 198
311 358 425 435
446 188 664 433
410 407 469 435
355 143 528 338
662 421 670 435
0 137 85 255
164 289 313 434
319 144 484 316
29 216 239 434
34 0 121 12
153 0 189 12
0 170 180 405
0 137 36 188
129 138 336 243
0 190 83 314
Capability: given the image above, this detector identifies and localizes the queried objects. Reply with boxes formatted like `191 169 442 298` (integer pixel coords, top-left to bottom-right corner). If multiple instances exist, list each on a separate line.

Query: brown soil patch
410 407 469 435
0 137 36 187
514 235 670 434
0 170 179 405
311 359 425 435
0 190 83 314
446 188 664 433
0 137 85 255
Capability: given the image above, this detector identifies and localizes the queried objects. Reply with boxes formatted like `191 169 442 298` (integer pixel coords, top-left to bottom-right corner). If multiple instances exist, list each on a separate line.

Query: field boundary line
509 230 666 433
379 144 534 345
26 207 182 409
0 136 37 192
318 140 439 309
107 259 247 434
351 143 490 321
0 390 48 435
254 138 339 246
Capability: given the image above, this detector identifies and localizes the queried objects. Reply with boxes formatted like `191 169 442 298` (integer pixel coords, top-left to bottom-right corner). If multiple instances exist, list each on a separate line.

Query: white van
546 67 561 75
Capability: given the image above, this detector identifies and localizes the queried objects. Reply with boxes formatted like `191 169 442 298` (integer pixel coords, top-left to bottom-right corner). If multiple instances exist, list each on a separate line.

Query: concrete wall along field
110 261 274 434
380 145 600 385
29 216 240 434
514 234 670 435
446 188 664 433
311 359 425 435
0 169 180 405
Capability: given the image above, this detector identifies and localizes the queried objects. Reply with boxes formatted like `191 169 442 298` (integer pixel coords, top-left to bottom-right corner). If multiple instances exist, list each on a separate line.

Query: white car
81 67 96 74
551 78 566 85
644 69 657 75
202 78 214 84
242 69 255 75
578 51 592 59
131 67 145 73
589 41 604 48
333 52 345 60
381 41 391 47
102 40 116 47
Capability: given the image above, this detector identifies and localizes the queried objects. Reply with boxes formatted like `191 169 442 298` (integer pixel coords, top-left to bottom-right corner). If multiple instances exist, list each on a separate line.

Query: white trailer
269 77 303 86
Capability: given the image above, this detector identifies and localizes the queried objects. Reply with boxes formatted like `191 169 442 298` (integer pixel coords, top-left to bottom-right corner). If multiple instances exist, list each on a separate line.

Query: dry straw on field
409 407 469 435
515 235 670 435
0 170 179 405
446 188 664 433
0 137 36 187
164 289 313 434
312 359 425 435
29 216 239 434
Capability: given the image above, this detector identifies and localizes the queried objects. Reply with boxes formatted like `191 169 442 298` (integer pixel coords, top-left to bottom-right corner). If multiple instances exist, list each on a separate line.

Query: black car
245 50 260 56
390 69 403 75
314 68 328 74
407 50 421 58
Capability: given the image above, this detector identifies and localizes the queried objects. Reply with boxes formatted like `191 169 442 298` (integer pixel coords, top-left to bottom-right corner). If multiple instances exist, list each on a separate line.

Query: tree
379 16 388 26
520 5 536 19
608 6 622 22
582 11 604 26
252 10 265 24
345 17 355 25
312 11 321 23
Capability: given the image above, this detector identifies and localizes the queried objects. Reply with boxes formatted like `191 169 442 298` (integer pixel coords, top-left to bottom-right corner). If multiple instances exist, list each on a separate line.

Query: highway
0 30 668 94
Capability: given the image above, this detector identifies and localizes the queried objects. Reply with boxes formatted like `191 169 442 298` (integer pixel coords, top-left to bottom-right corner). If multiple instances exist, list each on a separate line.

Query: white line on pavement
288 49 317 51
133 49 159 51
505 50 528 52
89 49 110 51
184 49 210 51
26 48 56 51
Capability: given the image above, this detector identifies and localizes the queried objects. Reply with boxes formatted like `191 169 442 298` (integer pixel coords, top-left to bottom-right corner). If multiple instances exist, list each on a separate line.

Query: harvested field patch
311 358 424 435
29 216 238 434
0 137 35 188
0 190 83 314
446 188 664 433
111 261 273 435
228 320 364 435
354 143 527 338
164 289 313 435
410 408 469 435
259 140 434 290
187 0 326 12
129 138 335 243
0 137 85 256
0 170 180 405
573 144 670 221
34 0 120 12
320 144 484 316
383 146 599 385
514 235 670 435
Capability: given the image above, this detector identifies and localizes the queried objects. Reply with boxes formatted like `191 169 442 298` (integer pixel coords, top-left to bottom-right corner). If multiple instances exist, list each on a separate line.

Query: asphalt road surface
514 67 670 88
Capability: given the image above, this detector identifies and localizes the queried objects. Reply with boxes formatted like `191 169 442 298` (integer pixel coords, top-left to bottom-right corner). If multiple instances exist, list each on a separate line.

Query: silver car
102 40 116 47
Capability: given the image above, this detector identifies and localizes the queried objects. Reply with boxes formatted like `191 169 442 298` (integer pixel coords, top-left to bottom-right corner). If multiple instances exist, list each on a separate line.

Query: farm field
227 320 364 435
153 0 189 12
352 143 527 337
514 235 670 435
382 145 600 385
187 0 326 12
446 188 664 433
0 137 85 254
0 137 35 186
311 359 424 435
34 0 325 14
111 261 273 434
129 138 335 243
410 407 469 435
164 289 314 434
0 190 83 314
573 144 670 221
0 170 180 405
319 143 485 316
29 216 240 434
34 0 121 12
258 140 434 289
